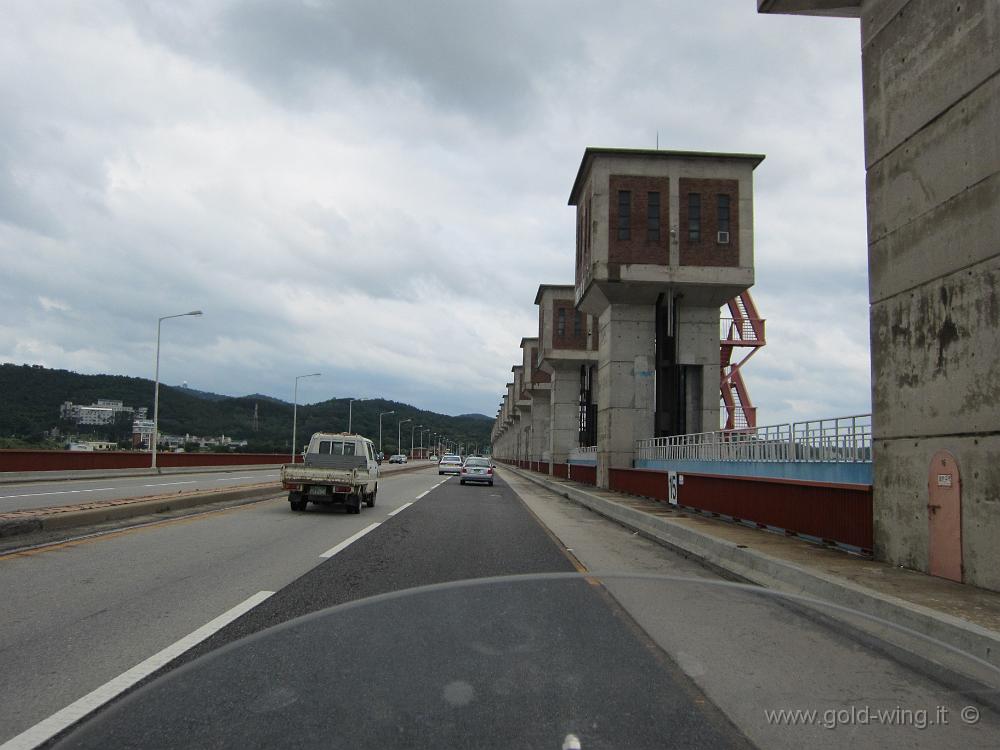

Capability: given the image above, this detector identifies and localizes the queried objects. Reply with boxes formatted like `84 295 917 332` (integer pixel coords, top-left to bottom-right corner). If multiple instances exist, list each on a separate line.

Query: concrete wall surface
863 0 1000 589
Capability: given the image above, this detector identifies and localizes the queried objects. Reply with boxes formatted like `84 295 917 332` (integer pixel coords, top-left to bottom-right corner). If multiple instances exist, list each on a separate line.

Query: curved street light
398 418 411 457
379 411 395 453
152 310 203 470
292 373 321 463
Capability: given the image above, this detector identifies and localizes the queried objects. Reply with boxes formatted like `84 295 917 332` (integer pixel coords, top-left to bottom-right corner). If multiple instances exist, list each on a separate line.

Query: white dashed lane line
319 523 381 559
0 487 116 500
386 502 413 517
0 591 275 750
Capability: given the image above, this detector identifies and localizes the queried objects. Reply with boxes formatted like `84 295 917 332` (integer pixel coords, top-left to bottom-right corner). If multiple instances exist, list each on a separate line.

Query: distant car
428 454 438 462
388 454 407 464
460 456 494 486
376 452 384 464
438 454 463 475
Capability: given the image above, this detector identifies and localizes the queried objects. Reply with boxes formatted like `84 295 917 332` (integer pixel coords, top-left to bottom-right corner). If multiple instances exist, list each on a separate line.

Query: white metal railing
635 414 872 464
568 445 598 463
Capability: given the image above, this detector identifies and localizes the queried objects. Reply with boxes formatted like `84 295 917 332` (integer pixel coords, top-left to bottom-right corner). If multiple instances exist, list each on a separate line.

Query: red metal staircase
721 292 765 430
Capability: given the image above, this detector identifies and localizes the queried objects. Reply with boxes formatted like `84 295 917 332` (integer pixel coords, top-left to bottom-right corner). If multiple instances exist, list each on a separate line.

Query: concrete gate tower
569 147 765 488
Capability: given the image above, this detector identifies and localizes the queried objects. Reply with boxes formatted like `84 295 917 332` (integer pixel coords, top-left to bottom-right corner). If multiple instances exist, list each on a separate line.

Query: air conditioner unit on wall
717 231 730 244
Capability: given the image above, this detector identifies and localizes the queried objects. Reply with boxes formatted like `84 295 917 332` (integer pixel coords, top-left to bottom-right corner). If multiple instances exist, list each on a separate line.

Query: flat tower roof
569 147 766 205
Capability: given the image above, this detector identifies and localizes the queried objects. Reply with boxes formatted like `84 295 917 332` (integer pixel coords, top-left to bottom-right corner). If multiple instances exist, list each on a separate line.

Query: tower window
617 190 631 241
647 191 660 242
717 194 731 237
688 193 701 243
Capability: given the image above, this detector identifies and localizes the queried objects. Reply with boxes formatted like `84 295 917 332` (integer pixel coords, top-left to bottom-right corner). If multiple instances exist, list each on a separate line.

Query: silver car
460 456 494 486
438 454 463 475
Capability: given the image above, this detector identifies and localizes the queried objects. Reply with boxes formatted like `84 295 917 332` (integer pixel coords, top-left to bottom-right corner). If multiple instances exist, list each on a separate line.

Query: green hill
0 363 492 454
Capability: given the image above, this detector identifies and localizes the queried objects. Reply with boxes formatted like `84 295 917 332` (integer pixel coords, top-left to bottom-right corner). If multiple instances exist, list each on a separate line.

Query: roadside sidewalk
499 464 1000 671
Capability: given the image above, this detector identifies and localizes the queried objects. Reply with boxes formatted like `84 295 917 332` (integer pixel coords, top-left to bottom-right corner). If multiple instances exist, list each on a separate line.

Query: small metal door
927 450 962 582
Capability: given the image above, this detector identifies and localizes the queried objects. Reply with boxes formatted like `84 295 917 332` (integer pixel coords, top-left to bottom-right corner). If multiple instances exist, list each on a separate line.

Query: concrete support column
530 390 551 465
676 303 722 433
596 304 656 488
548 366 579 472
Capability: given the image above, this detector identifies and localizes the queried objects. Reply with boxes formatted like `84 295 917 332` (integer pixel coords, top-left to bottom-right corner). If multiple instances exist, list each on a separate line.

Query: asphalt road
2 468 997 749
0 467 282 512
0 462 427 513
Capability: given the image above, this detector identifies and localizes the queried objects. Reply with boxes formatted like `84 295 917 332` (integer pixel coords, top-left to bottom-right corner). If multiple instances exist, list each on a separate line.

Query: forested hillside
0 363 492 454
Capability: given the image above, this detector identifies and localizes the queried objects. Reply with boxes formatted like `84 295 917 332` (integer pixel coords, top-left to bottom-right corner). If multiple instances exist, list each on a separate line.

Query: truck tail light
283 482 302 491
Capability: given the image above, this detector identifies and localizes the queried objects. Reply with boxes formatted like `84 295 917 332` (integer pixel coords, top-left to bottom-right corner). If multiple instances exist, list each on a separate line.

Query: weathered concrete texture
871 254 1000 438
866 68 1000 243
864 0 1000 591
596 304 655 486
677 302 723 432
869 170 1000 303
548 367 579 468
861 0 1000 167
874 434 1000 592
530 389 551 463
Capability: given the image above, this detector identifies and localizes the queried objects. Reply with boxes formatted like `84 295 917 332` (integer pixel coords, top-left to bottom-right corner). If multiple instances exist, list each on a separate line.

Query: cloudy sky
0 0 869 424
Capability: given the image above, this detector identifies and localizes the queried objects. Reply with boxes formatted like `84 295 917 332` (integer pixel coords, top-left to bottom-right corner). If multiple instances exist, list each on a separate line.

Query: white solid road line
415 490 430 499
386 502 413 517
0 590 275 750
0 487 116 500
319 522 381 559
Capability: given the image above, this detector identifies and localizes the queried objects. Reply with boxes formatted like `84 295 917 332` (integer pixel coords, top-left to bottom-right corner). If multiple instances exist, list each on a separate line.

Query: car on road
428 454 438 462
460 456 494 486
388 454 407 464
438 454 463 475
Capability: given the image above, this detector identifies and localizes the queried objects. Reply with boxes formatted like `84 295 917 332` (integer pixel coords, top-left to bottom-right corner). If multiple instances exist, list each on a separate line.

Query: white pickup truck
281 432 379 514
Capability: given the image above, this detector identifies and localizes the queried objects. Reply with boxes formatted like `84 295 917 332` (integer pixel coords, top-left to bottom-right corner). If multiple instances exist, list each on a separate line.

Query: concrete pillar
596 304 656 487
531 389 551 464
548 365 579 471
676 302 722 433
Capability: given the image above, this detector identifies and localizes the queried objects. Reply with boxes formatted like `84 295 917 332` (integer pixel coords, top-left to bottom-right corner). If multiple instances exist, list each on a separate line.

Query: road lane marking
0 487 116 500
141 480 198 488
415 490 430 499
319 522 381 558
0 590 275 750
386 502 413 517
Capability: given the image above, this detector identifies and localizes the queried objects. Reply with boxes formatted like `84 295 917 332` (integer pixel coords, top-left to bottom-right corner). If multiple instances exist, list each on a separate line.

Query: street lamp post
348 399 354 433
412 424 422 458
151 310 203 470
420 429 430 458
398 418 411 457
379 411 394 453
292 373 321 464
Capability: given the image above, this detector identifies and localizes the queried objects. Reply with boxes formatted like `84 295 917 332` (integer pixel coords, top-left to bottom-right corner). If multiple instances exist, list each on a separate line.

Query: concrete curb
501 465 1000 671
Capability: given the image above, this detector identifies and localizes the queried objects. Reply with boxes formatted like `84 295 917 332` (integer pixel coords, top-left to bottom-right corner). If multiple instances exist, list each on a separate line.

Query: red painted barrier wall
678 472 873 551
552 463 569 479
569 464 596 485
609 468 669 501
0 450 297 473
